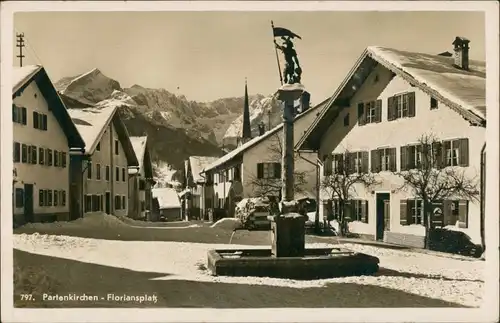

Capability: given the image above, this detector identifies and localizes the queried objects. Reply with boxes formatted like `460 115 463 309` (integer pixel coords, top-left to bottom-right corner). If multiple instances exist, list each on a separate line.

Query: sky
13 11 485 103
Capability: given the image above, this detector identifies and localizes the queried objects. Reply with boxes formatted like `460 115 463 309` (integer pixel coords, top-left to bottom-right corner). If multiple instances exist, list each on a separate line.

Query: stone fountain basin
207 248 379 280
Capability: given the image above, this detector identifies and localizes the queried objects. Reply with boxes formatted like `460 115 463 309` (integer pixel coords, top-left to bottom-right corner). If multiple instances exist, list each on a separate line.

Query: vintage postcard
1 1 498 322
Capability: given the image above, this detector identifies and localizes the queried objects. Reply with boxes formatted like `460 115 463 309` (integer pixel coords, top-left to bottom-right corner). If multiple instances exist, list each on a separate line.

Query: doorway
376 193 390 241
23 184 34 223
105 192 111 214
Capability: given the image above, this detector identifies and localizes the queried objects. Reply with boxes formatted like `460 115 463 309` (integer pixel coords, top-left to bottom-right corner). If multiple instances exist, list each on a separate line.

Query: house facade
128 136 155 220
12 65 85 226
151 187 182 221
183 156 219 220
68 105 139 218
201 97 329 220
298 39 485 247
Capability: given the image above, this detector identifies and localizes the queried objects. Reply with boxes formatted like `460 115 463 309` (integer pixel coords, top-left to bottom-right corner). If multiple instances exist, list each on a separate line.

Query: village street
13 215 484 308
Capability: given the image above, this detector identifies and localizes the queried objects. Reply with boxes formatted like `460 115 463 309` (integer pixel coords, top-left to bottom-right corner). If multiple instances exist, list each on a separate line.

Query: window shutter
12 105 17 122
375 99 382 123
273 163 282 179
442 200 453 225
361 151 369 173
389 148 397 172
357 103 365 126
257 163 264 179
370 149 379 172
62 152 67 168
349 152 356 174
408 92 416 117
31 146 37 164
13 142 20 163
459 138 469 167
432 141 443 169
387 96 395 121
324 155 332 176
344 200 353 221
361 200 368 223
458 200 468 227
21 107 27 125
42 114 47 130
33 112 39 129
400 200 408 225
39 190 44 206
400 146 408 171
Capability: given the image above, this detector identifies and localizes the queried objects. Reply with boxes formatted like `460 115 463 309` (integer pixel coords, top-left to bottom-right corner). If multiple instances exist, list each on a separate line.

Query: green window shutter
39 189 44 206
370 149 379 173
432 141 443 169
400 146 408 171
21 107 27 125
349 152 356 174
387 96 395 121
375 99 382 123
361 151 369 173
389 148 397 172
357 103 366 126
257 163 264 179
33 111 39 129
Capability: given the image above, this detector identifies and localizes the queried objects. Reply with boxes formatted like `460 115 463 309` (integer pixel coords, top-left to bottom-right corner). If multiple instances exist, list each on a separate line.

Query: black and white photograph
1 1 498 322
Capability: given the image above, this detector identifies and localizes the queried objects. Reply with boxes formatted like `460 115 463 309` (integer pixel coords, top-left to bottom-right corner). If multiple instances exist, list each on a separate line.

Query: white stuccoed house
297 37 485 247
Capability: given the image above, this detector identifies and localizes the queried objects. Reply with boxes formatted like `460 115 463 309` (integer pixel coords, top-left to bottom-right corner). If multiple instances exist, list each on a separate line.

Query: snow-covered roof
367 46 486 120
152 187 181 209
68 105 116 152
203 98 330 173
298 45 486 151
188 156 219 183
12 65 43 93
130 136 148 170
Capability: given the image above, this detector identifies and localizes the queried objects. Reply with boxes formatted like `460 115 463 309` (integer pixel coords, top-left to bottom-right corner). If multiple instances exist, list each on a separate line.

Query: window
60 190 66 206
115 195 121 210
32 111 47 130
408 199 424 225
443 139 469 167
257 162 281 179
96 142 101 151
114 140 119 155
21 144 28 163
139 179 146 190
39 147 45 165
358 100 382 126
115 167 120 181
13 142 20 163
105 166 110 181
54 189 58 206
48 190 53 206
61 152 67 168
84 195 92 213
347 151 368 174
15 188 24 208
96 164 101 180
430 97 438 110
47 149 53 166
371 147 396 172
91 195 101 212
343 113 349 127
444 200 469 228
87 161 93 179
352 200 368 223
54 150 59 166
39 189 44 206
122 167 126 182
388 92 416 121
12 105 27 125
30 145 37 164
401 144 426 170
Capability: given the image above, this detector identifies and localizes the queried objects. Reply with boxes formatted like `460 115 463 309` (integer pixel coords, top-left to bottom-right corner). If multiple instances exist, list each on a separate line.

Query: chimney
452 36 470 70
258 122 266 135
241 78 252 142
300 91 311 113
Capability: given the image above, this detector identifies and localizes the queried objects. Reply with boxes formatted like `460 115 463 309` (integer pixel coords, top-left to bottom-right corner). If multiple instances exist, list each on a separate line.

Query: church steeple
241 77 252 142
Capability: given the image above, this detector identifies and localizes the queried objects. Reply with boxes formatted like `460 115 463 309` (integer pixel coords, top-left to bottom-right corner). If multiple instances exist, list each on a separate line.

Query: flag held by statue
272 25 301 39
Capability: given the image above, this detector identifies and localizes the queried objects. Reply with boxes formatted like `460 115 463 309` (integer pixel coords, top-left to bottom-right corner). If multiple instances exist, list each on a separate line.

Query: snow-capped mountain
54 68 283 179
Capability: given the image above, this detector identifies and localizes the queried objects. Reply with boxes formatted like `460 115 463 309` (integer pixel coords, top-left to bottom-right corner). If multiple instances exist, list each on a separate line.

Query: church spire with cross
241 77 252 143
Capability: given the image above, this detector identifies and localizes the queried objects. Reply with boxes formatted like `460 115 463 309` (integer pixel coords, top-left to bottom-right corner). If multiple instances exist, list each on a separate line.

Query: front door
376 193 390 241
105 192 111 214
23 184 34 223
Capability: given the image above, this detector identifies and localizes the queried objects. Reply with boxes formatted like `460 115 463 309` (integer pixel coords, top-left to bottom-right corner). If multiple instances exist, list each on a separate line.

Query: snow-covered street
14 233 484 307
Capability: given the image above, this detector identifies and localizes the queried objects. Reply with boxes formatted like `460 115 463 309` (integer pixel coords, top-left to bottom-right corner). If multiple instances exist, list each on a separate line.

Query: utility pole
16 33 25 67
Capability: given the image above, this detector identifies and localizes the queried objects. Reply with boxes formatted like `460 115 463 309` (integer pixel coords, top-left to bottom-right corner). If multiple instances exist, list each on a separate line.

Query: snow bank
13 234 485 307
210 218 243 230
21 213 127 230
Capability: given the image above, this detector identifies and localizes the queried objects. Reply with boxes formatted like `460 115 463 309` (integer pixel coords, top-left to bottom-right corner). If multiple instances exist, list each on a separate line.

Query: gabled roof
130 136 148 169
12 65 85 149
67 106 139 166
188 156 220 183
152 187 181 209
298 46 486 151
202 98 330 173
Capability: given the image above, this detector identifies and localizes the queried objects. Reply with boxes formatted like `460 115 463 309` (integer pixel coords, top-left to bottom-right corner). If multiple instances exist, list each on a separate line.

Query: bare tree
394 133 479 249
321 149 380 236
248 133 309 198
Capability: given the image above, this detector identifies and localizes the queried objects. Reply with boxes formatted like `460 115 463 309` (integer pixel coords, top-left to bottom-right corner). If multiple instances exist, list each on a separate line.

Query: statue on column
274 36 302 84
